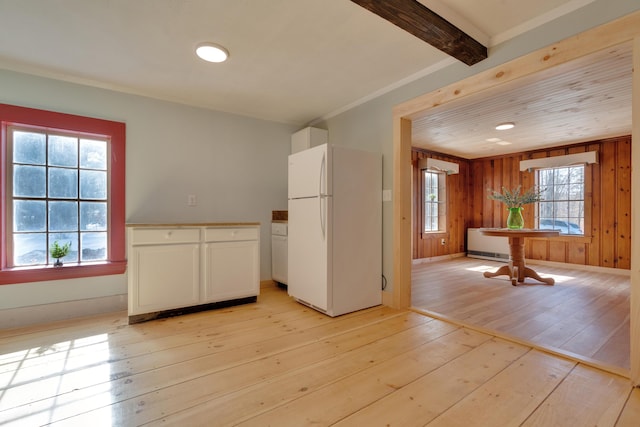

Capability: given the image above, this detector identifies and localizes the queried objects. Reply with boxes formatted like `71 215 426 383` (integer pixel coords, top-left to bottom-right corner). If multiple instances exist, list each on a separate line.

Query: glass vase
506 207 524 229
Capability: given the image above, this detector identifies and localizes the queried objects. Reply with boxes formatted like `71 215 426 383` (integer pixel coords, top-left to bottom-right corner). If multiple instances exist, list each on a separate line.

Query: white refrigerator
287 143 382 316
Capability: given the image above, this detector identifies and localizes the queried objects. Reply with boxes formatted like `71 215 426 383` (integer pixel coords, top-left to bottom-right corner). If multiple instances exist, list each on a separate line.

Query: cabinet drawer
131 228 201 245
204 227 258 242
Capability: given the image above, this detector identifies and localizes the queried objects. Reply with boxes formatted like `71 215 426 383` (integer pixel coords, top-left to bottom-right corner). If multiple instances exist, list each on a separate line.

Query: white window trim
520 151 597 172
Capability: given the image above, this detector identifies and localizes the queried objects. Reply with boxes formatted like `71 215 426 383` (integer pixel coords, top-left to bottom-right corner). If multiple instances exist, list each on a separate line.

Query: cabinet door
202 240 259 303
129 243 200 315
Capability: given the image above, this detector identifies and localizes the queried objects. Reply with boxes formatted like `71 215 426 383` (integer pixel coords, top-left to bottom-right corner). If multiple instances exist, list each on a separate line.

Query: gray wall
0 69 295 319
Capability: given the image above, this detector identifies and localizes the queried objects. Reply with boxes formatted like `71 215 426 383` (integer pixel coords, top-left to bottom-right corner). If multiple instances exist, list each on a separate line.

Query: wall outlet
441 238 446 246
187 194 197 207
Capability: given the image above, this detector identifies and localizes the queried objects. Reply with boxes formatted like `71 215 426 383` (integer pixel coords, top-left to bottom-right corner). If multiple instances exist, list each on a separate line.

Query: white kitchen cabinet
127 223 260 323
129 243 200 315
291 127 328 154
202 227 260 303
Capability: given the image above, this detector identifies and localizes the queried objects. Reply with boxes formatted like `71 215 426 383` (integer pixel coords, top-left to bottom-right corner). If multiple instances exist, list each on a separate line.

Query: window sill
0 261 127 285
529 235 593 244
421 231 447 238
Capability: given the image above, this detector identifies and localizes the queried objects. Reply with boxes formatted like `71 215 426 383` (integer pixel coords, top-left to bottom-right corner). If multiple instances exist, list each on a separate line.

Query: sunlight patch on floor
541 273 575 283
464 264 576 283
465 265 499 273
0 333 113 426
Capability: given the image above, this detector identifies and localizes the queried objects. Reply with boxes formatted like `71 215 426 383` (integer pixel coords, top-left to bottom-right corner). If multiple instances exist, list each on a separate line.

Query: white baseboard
0 294 127 330
524 258 631 276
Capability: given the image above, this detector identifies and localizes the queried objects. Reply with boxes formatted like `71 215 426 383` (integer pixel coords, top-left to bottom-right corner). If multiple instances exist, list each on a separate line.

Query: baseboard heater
467 228 510 262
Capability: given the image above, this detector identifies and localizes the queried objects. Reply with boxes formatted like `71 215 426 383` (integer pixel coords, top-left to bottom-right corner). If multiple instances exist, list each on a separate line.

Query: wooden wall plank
471 160 484 227
585 143 599 266
487 160 500 226
523 151 549 255
530 240 548 261
617 136 632 269
601 141 617 268
482 159 494 228
549 240 566 262
567 241 587 265
521 153 535 227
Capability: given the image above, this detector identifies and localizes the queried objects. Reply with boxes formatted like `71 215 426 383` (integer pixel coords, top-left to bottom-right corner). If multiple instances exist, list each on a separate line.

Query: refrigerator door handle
319 152 327 239
319 151 326 197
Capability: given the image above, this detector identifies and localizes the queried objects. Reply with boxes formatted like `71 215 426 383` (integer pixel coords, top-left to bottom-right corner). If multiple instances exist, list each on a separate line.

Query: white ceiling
0 0 619 157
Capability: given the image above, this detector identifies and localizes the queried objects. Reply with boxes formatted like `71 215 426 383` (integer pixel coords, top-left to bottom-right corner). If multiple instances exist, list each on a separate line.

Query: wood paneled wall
413 135 631 269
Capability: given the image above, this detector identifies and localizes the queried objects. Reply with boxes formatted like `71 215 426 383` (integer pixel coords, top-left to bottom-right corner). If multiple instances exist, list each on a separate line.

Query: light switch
382 189 392 202
187 194 197 207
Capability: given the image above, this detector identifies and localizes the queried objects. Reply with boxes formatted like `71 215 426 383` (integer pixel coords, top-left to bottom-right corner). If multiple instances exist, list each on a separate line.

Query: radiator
467 228 509 261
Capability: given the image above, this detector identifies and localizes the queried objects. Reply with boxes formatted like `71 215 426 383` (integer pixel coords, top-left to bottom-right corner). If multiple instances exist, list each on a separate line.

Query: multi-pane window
8 127 108 267
423 170 445 232
536 165 584 235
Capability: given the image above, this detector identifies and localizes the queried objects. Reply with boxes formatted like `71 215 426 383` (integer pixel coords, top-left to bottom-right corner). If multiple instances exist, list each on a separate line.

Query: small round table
480 228 560 286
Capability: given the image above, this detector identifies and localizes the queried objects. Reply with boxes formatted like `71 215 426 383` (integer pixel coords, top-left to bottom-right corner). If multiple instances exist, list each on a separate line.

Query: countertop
126 222 260 227
272 210 288 222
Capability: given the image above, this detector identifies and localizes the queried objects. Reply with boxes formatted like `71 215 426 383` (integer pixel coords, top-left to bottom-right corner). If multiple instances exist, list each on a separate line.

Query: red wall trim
0 103 126 285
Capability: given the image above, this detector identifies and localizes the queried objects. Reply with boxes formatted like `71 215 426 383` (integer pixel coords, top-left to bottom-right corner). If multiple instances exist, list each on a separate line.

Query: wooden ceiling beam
350 0 487 66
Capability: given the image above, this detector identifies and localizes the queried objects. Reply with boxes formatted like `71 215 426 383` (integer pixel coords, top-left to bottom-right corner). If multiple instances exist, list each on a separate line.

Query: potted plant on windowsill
50 241 71 267
487 185 542 229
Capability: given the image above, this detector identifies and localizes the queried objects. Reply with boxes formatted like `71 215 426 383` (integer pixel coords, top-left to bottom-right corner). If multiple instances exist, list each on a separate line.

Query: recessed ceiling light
496 140 512 146
495 122 515 130
196 43 229 63
486 137 502 143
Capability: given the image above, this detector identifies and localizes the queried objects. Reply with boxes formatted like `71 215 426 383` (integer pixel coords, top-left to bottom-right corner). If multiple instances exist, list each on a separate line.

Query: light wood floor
1 285 639 426
412 257 631 373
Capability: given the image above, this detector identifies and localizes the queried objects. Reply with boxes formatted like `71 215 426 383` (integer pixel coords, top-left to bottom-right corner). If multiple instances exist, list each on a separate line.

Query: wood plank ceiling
411 41 633 159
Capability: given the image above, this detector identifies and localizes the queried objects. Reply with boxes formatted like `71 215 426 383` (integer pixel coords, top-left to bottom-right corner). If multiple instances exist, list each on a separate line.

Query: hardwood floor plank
0 304 333 409
0 310 128 359
0 286 289 357
1 307 410 425
521 364 630 426
424 350 576 426
236 328 495 426
144 316 460 426
616 387 640 426
0 304 314 377
527 279 627 348
502 277 627 342
412 257 631 370
592 318 631 368
0 284 634 427
327 337 530 427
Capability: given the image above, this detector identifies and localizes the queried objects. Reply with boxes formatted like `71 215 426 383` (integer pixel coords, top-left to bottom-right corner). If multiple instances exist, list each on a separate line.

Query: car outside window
536 165 584 235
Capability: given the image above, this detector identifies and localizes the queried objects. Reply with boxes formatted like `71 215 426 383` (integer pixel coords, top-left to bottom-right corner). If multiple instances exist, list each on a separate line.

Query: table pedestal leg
483 264 514 282
482 236 554 285
522 266 555 285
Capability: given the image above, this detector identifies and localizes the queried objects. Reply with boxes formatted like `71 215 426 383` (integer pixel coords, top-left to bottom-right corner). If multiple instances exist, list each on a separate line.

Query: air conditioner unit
467 228 509 261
